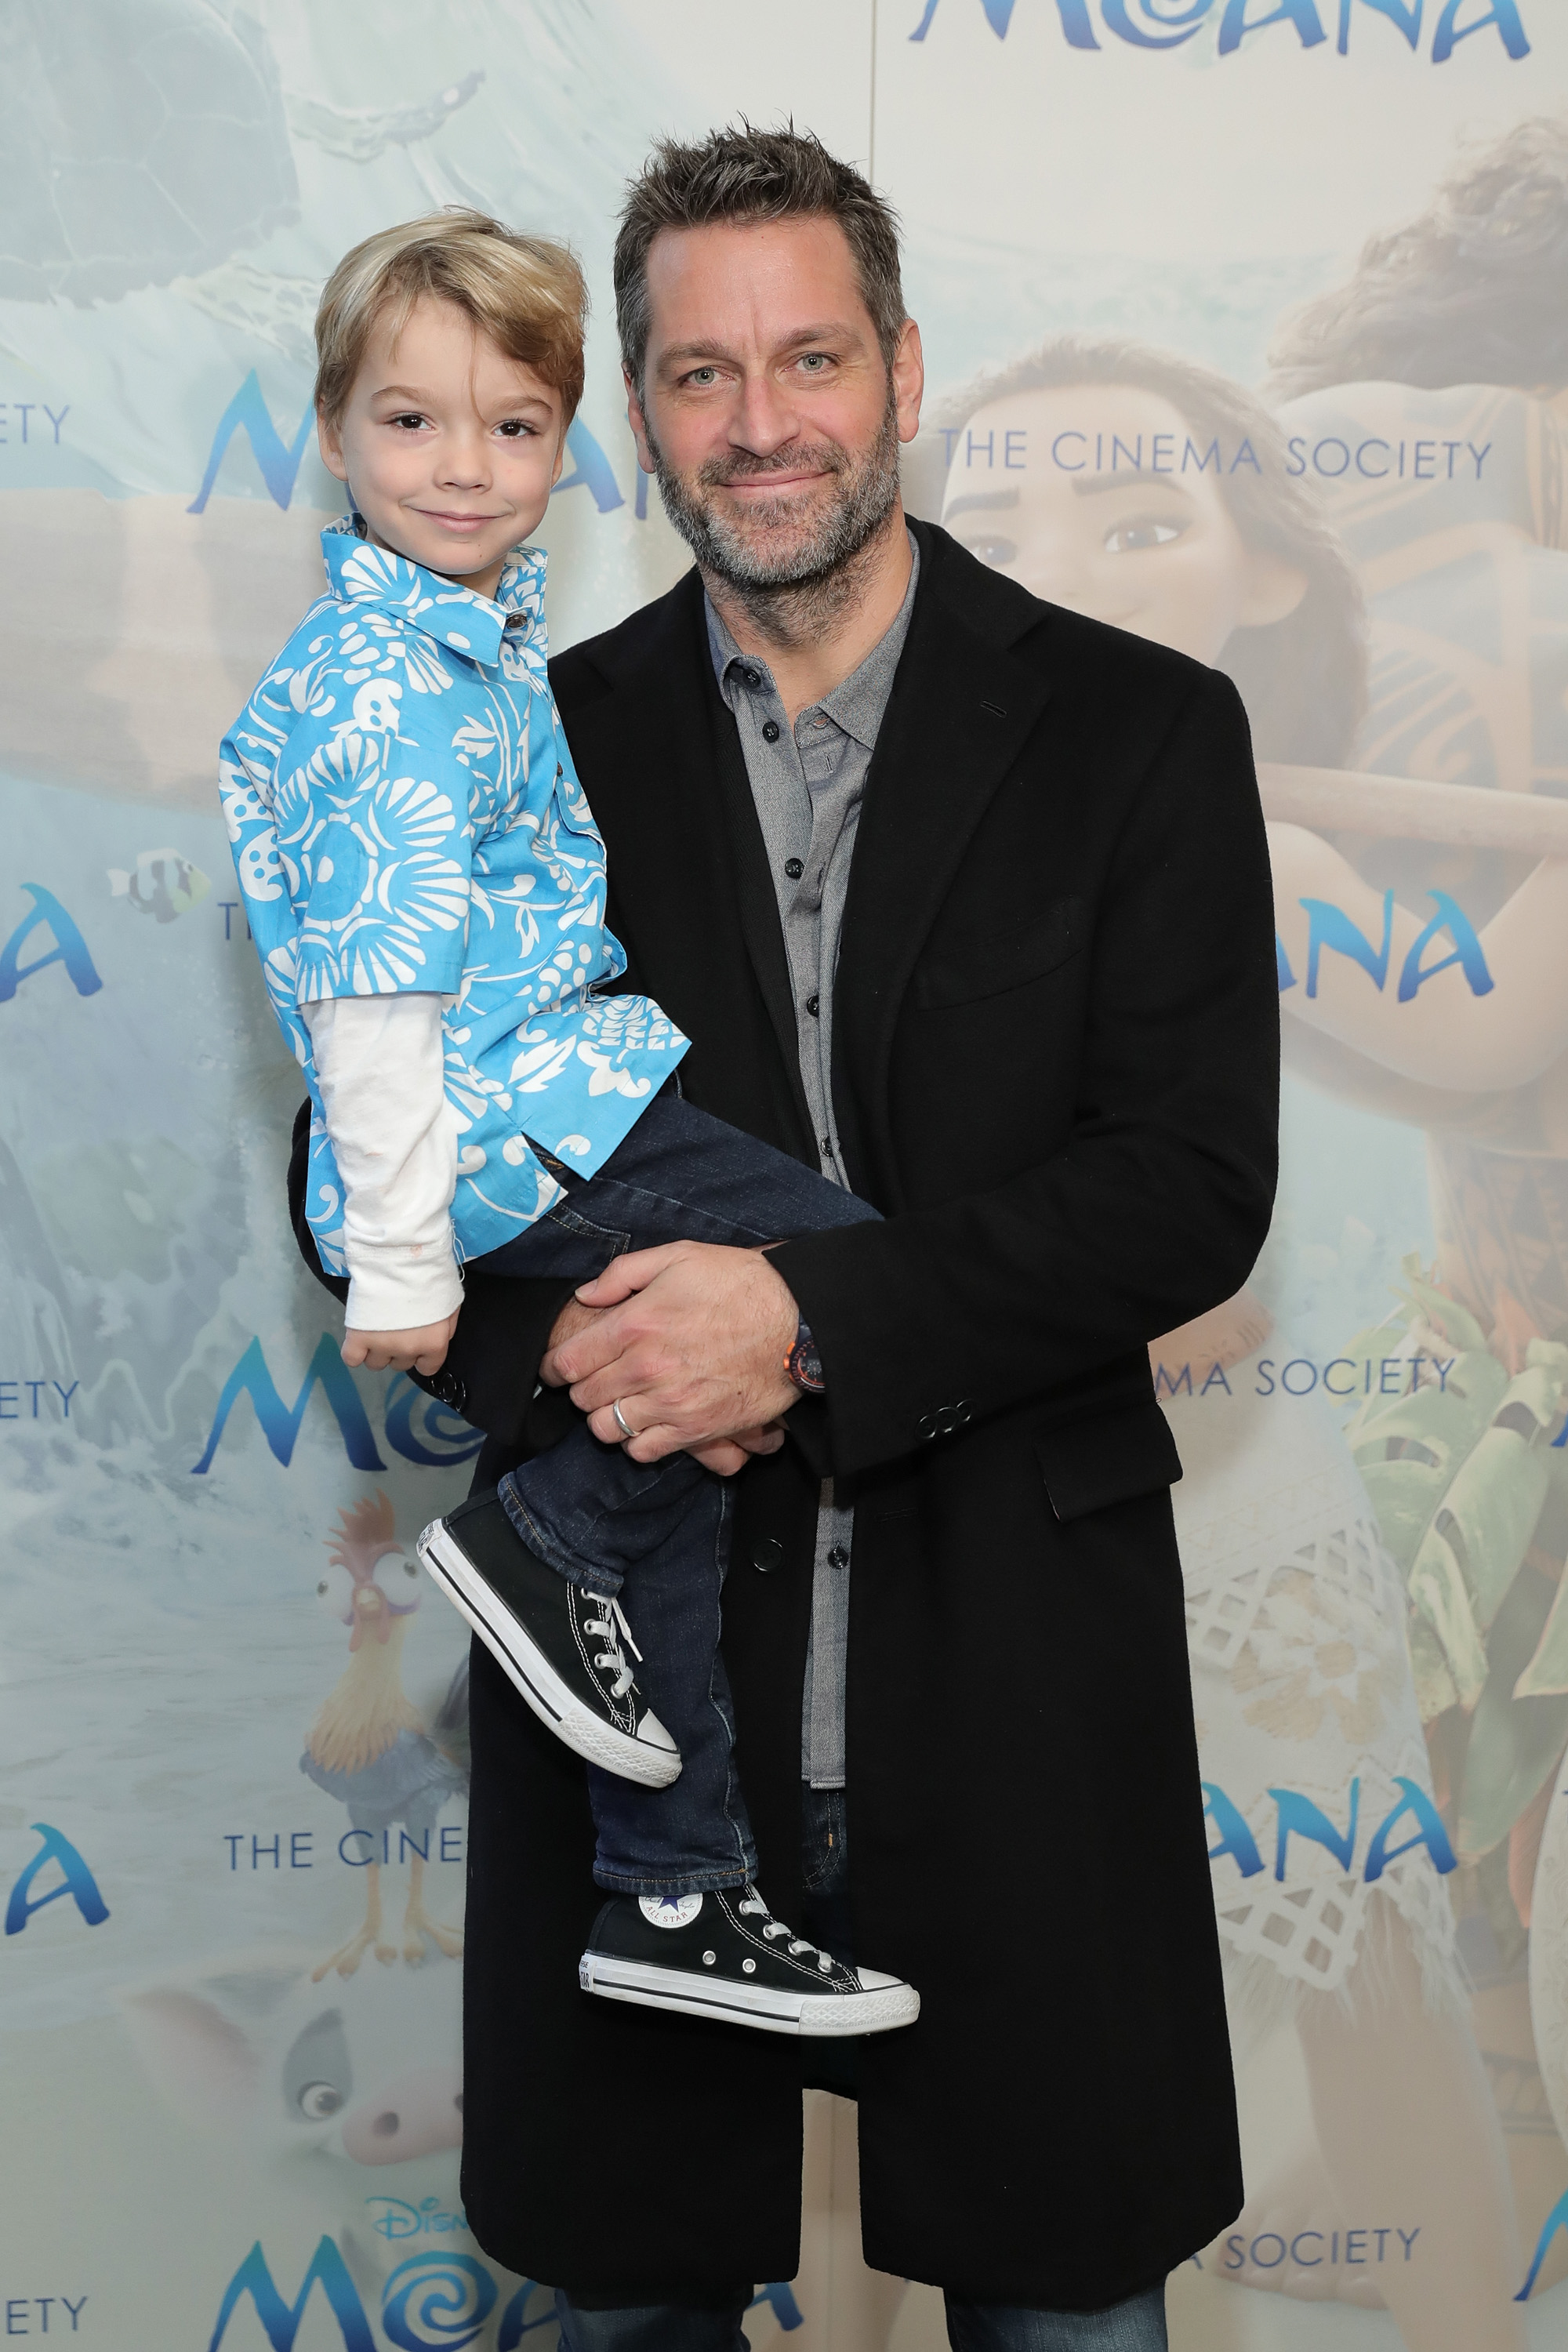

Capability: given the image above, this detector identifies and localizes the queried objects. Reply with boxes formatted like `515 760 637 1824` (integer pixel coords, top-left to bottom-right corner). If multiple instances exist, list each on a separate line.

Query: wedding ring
611 1398 636 1443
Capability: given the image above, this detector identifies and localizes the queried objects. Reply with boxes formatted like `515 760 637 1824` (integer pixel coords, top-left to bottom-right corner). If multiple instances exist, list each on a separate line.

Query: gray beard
646 392 902 648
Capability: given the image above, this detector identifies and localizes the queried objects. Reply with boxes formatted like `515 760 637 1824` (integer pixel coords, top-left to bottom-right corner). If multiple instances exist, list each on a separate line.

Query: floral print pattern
220 521 686 1272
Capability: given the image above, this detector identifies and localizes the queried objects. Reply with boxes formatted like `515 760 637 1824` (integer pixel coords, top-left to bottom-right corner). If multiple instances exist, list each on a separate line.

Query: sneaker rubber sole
577 1949 921 2036
418 1519 681 1789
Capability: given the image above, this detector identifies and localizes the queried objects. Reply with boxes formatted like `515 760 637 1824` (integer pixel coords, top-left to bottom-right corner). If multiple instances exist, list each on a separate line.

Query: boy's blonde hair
314 209 587 427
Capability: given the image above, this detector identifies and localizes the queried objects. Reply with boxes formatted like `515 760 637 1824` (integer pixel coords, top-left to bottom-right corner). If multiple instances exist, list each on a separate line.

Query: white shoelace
738 1889 837 1975
583 1594 642 1698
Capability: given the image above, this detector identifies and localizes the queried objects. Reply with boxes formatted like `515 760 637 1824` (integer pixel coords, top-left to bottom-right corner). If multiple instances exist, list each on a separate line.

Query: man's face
942 384 1303 665
626 216 923 589
318 296 566 601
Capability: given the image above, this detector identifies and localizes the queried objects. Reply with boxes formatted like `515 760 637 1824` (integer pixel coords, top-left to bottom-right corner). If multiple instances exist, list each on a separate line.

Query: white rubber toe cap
637 1708 677 1752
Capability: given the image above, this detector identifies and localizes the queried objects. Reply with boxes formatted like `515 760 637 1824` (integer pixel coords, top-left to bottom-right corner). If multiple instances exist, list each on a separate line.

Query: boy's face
941 384 1304 666
318 295 567 601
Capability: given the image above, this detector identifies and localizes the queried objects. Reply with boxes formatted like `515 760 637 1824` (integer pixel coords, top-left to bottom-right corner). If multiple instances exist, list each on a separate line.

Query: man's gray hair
614 125 906 397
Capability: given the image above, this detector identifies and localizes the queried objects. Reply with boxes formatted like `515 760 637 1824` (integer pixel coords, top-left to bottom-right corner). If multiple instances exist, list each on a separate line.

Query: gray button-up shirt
706 537 919 1788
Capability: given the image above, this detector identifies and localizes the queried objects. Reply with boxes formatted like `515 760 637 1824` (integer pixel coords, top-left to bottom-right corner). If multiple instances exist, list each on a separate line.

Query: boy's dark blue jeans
476 1091 879 1900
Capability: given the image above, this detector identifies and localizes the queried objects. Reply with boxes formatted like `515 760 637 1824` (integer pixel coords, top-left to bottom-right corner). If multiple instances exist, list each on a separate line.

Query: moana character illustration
1265 113 1568 2318
932 317 1568 2347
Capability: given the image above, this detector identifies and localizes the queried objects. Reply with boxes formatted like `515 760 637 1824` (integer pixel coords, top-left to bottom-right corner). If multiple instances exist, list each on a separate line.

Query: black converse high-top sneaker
579 1886 920 2036
418 1490 680 1788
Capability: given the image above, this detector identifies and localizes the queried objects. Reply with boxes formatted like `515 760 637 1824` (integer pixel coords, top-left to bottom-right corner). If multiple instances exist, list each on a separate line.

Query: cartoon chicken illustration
303 1494 466 1980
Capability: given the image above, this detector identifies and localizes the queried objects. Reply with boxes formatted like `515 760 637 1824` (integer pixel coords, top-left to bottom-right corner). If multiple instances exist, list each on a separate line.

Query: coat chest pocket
913 895 1083 1011
1035 1399 1183 1523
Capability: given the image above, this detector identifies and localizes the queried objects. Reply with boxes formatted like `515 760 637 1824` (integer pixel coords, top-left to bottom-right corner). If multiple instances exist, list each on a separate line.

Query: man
292 127 1277 2352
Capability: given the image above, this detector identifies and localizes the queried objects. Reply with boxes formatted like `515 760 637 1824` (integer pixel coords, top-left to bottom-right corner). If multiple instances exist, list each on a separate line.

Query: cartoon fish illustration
107 848 211 924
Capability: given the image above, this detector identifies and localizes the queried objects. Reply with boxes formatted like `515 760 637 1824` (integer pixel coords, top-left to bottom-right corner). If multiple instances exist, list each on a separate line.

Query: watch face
786 1332 826 1393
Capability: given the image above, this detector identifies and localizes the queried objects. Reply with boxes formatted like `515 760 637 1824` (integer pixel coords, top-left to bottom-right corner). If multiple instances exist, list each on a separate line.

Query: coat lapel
831 533 1053 1204
564 532 1054 1200
564 572 814 1157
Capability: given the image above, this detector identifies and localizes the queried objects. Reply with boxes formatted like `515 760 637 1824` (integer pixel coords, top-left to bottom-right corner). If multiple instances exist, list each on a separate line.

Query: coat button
917 1414 937 1442
956 1399 973 1425
435 1371 467 1415
935 1404 959 1436
751 1537 786 1573
784 857 804 880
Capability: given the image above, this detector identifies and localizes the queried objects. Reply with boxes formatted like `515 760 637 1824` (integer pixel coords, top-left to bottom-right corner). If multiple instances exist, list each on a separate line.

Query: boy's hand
341 1314 459 1375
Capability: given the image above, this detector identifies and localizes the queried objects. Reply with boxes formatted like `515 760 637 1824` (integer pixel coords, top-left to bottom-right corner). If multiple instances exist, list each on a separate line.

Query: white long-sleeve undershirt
302 993 463 1331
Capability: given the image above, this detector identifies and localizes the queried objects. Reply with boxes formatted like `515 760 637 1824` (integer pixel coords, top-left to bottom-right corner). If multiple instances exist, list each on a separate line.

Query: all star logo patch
639 1893 703 1929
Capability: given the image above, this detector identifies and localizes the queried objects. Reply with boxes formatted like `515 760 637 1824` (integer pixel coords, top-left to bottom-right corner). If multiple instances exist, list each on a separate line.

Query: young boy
220 210 917 2038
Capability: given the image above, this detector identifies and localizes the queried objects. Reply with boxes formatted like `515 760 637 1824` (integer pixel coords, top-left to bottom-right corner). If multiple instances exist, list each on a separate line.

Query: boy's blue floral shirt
220 519 686 1275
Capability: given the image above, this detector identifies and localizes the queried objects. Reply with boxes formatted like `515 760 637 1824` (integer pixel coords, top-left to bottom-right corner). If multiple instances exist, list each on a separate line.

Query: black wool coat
291 520 1279 2309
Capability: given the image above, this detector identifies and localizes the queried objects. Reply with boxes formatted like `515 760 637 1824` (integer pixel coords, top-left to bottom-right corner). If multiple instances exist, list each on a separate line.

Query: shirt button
827 1544 850 1570
744 668 762 688
784 857 804 880
751 1537 786 1574
762 720 781 743
805 994 820 1018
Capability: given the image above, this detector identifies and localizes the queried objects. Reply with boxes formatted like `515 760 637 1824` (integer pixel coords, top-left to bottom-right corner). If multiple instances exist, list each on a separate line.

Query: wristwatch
784 1316 826 1395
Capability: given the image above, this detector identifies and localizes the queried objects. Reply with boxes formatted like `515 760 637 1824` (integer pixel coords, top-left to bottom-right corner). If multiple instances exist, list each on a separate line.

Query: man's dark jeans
477 1091 878 1897
552 2283 1170 2350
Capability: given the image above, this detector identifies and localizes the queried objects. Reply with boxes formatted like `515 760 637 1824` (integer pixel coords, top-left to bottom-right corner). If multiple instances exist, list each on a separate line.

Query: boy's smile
318 294 567 604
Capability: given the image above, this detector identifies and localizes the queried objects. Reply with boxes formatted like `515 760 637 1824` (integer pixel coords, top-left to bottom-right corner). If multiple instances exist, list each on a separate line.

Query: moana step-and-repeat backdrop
3 2 1568 2347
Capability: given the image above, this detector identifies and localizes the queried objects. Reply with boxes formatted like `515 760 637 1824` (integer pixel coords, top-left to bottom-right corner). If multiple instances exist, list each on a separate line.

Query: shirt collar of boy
318 515 546 667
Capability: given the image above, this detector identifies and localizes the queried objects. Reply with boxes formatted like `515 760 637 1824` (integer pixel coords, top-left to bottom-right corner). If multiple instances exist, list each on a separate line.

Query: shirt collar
321 515 546 667
705 532 920 752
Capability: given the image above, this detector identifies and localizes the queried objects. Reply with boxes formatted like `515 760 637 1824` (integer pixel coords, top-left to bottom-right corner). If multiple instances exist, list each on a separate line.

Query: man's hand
540 1240 800 1462
544 1294 784 1471
342 1312 459 1375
